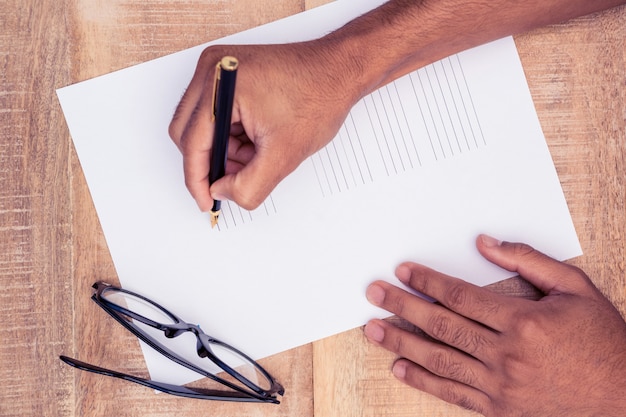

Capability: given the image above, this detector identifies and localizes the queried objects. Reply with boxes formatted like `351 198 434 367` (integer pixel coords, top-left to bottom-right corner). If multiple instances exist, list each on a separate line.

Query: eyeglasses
60 281 284 403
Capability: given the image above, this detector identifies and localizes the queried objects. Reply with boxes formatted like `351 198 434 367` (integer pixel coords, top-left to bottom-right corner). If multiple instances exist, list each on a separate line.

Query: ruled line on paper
216 196 278 230
312 54 486 197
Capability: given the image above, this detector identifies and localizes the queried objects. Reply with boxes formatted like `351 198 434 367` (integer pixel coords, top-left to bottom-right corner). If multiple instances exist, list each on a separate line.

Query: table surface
1 1 624 416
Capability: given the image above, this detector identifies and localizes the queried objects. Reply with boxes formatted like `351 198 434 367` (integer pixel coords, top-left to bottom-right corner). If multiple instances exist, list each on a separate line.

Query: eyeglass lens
102 288 176 324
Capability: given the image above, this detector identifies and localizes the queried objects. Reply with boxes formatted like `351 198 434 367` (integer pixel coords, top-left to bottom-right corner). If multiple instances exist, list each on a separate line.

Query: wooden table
1 1 624 416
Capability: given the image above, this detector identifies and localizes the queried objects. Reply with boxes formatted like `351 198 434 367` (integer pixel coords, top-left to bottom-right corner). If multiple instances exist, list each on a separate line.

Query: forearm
322 0 626 100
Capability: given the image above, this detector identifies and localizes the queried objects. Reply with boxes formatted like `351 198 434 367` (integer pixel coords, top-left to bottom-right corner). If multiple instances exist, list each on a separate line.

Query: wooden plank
517 9 626 310
0 2 74 416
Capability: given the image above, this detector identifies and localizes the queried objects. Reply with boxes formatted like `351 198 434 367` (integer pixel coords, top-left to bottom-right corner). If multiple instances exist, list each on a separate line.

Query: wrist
317 1 447 99
294 37 369 116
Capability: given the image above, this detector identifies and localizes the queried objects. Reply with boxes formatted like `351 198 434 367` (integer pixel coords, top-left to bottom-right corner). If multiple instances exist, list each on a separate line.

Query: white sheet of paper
57 0 581 385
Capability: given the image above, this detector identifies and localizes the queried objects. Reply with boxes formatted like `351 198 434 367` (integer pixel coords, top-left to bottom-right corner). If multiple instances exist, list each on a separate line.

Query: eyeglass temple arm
59 355 278 403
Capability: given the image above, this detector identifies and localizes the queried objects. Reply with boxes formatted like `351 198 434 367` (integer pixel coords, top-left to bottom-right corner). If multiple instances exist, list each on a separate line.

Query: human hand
168 40 363 211
364 235 626 416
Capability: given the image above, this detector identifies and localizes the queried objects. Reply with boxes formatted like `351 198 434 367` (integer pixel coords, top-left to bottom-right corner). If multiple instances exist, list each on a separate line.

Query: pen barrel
209 58 238 186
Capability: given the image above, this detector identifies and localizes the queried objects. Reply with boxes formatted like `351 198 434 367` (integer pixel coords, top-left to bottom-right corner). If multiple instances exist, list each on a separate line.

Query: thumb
476 234 593 295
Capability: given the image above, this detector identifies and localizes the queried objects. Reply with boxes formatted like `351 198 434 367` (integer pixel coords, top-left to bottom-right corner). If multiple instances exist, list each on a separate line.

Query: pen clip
210 61 222 123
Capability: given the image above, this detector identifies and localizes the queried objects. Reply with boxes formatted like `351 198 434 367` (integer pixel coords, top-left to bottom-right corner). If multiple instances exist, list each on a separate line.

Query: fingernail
365 283 386 306
480 234 501 248
364 321 385 343
392 360 407 379
395 264 411 284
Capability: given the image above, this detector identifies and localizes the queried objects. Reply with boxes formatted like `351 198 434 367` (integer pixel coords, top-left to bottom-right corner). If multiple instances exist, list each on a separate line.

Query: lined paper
311 55 487 198
231 53 487 216
57 0 581 386
215 197 277 230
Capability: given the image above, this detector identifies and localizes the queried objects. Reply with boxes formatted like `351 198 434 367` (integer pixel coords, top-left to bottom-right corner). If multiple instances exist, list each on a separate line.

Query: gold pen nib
209 210 220 229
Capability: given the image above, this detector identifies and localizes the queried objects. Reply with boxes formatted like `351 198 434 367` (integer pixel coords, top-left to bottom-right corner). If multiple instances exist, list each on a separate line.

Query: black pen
209 56 238 228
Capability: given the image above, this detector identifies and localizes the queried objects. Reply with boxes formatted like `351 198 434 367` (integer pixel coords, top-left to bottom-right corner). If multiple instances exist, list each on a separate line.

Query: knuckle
426 348 451 375
170 98 194 144
184 176 193 191
199 47 212 63
178 131 194 156
444 282 470 310
389 292 408 317
427 348 478 386
199 45 222 65
439 381 482 413
168 120 179 142
509 242 552 268
568 265 589 281
232 189 263 211
451 327 488 356
499 350 533 385
477 295 502 317
183 174 199 194
508 242 536 257
391 333 406 355
455 366 478 387
456 395 482 413
427 312 452 341
513 312 543 339
564 264 593 289
427 312 492 356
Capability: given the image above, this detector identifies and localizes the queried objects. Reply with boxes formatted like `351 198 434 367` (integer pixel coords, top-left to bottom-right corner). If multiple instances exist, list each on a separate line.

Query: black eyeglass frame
60 281 284 403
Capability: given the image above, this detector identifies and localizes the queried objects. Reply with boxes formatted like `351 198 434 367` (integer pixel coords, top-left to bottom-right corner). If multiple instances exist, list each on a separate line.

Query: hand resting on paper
364 234 626 417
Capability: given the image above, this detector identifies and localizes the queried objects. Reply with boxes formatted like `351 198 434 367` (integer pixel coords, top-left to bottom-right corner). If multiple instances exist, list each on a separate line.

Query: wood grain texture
1 2 74 416
1 1 624 416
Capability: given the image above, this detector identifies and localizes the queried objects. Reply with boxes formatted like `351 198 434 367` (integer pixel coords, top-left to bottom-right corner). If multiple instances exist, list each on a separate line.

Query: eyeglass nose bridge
192 326 214 359
163 322 197 339
160 322 213 359
197 339 210 358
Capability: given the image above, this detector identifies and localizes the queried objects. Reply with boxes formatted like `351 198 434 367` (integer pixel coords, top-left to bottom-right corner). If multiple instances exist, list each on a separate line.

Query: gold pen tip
209 210 220 228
